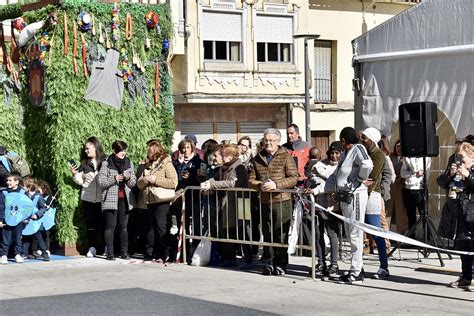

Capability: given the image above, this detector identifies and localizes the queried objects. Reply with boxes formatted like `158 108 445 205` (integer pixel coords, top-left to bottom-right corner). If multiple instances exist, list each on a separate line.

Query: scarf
220 157 239 178
110 154 127 192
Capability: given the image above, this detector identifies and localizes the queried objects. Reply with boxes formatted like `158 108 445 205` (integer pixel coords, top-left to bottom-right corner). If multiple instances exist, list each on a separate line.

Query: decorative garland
39 31 49 64
120 48 132 82
111 3 120 43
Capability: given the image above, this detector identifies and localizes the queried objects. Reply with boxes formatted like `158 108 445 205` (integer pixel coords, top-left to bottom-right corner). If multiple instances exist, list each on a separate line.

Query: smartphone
200 163 207 173
68 159 77 167
454 154 463 166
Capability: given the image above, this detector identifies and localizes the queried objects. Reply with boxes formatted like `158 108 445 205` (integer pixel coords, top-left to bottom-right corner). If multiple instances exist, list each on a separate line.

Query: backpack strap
0 156 12 172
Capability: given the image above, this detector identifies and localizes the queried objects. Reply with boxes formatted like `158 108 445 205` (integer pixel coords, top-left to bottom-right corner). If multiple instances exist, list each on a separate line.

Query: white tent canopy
352 0 474 139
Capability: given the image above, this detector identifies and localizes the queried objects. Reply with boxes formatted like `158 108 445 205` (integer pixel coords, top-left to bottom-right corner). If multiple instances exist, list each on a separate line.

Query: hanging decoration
120 48 132 82
85 49 124 110
63 13 68 56
125 13 132 41
163 38 169 51
72 21 78 74
91 15 96 36
81 33 88 77
77 11 92 32
98 22 104 44
26 42 45 107
111 3 120 43
154 62 159 106
105 27 110 49
145 11 158 30
13 17 26 31
39 32 49 64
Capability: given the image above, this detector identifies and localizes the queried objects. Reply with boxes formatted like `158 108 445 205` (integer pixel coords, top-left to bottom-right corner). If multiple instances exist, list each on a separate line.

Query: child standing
30 180 54 258
21 178 50 261
0 172 26 264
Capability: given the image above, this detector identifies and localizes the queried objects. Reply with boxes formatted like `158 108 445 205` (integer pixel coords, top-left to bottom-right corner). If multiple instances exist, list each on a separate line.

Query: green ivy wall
0 1 174 245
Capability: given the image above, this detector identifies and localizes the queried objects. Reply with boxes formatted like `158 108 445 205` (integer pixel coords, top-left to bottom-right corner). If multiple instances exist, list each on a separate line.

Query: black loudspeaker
399 102 439 157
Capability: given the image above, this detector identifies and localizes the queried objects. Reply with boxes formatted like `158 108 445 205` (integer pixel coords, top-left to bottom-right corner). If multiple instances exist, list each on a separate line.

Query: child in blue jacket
21 177 49 261
0 172 26 264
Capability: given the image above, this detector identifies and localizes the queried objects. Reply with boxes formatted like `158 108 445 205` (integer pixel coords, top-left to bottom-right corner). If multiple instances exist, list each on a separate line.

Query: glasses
264 139 279 143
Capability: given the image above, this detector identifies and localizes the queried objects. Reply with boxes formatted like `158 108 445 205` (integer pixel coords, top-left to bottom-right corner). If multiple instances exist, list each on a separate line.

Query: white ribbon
313 201 474 256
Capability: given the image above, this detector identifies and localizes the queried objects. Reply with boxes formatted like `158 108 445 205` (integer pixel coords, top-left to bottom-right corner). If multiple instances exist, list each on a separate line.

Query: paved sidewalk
0 250 472 315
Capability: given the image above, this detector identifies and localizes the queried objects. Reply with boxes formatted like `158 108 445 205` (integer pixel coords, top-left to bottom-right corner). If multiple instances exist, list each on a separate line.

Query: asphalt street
0 249 472 315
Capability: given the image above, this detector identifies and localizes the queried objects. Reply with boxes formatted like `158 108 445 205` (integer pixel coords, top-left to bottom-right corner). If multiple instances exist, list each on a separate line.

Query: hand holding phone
69 159 77 167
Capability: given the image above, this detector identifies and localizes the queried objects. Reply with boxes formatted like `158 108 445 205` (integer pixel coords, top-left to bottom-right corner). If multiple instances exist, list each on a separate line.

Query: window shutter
240 121 273 154
180 122 214 147
217 122 237 143
201 11 242 42
314 40 332 103
255 14 293 43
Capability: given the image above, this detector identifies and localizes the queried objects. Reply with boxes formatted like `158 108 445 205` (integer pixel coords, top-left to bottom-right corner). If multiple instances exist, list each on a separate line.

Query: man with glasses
248 128 299 275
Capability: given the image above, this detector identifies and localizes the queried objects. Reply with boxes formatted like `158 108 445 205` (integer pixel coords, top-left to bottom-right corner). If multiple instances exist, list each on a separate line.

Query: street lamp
293 34 320 143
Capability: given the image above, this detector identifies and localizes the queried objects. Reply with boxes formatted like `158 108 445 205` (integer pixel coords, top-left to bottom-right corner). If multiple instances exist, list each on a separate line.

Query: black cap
326 141 343 156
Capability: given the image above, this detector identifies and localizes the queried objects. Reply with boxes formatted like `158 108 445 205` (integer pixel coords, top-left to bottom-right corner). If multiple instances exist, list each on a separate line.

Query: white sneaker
1 255 7 264
15 254 24 263
36 250 42 256
46 250 51 256
86 246 96 258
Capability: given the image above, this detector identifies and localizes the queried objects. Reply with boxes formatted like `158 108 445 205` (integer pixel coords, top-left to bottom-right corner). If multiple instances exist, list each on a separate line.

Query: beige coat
137 156 178 208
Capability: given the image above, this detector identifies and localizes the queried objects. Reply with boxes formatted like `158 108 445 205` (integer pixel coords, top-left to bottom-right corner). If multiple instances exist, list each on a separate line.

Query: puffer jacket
248 147 298 204
136 156 178 208
73 159 102 203
98 156 137 211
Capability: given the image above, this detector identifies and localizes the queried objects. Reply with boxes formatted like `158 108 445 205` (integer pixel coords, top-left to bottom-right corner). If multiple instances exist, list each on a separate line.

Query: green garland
0 2 174 246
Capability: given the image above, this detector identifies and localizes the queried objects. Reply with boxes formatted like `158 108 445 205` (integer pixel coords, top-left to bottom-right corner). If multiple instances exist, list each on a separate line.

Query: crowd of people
0 126 472 291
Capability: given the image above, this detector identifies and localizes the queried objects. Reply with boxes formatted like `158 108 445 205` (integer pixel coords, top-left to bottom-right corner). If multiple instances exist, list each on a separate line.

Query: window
201 10 243 63
255 14 294 64
314 40 335 103
257 42 292 63
203 41 241 62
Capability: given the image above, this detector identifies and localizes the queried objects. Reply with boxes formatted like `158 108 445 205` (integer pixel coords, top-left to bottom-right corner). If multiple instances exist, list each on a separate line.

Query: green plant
0 2 174 245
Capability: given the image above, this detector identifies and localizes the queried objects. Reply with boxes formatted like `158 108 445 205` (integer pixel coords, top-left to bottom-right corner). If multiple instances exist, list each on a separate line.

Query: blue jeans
365 214 388 270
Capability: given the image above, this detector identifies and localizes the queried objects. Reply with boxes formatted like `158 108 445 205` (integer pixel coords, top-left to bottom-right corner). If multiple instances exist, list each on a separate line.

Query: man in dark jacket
249 128 299 275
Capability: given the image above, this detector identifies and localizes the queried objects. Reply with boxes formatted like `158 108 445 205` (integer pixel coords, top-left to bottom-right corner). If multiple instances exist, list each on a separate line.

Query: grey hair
263 128 281 140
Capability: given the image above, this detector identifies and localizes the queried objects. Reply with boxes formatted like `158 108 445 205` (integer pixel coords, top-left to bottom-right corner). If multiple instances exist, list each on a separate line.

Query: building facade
170 0 420 153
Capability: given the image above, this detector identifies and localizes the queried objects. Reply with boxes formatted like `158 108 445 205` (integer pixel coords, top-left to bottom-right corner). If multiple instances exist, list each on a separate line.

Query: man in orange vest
282 123 311 187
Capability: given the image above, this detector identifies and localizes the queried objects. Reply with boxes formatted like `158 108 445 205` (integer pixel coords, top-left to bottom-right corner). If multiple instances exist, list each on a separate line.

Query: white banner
313 201 474 256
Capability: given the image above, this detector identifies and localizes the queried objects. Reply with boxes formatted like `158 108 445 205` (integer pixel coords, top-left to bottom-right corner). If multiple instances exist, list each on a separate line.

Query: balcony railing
314 76 334 104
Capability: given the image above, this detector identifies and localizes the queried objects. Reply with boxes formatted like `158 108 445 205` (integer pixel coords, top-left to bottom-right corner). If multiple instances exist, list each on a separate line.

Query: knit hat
326 141 343 156
362 127 381 145
184 134 198 145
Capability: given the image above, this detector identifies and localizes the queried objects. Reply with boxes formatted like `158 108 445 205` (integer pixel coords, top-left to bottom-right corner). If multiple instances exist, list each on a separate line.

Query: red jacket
283 138 310 181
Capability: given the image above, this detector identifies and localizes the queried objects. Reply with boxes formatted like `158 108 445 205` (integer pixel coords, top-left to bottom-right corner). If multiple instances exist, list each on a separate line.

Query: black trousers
82 201 104 252
146 202 170 260
0 223 24 256
315 212 339 266
261 201 292 269
23 230 47 256
403 189 424 236
458 239 474 281
104 199 129 256
31 228 50 253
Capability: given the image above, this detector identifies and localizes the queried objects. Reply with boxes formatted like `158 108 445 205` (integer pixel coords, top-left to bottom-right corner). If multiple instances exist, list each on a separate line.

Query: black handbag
335 191 354 204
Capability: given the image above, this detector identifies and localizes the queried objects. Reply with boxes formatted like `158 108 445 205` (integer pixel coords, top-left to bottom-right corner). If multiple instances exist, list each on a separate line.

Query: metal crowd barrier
177 186 317 280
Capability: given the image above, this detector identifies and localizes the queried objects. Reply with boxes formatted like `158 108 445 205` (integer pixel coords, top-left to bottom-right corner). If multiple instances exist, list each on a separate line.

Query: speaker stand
388 156 452 267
